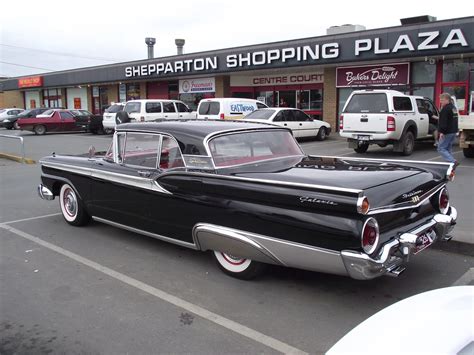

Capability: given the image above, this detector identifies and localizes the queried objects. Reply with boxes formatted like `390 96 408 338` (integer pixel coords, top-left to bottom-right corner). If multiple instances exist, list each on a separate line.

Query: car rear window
198 102 220 115
106 104 124 113
244 109 276 120
393 97 413 111
344 93 389 113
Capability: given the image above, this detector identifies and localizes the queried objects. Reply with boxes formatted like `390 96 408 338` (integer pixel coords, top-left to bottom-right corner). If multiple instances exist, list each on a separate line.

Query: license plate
358 135 370 141
414 229 436 254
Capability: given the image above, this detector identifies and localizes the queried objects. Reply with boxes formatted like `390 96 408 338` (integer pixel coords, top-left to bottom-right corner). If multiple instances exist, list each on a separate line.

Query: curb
432 240 474 257
0 152 36 164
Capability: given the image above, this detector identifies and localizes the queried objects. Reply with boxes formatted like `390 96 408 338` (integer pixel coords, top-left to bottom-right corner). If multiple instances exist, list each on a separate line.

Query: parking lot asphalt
1 129 473 354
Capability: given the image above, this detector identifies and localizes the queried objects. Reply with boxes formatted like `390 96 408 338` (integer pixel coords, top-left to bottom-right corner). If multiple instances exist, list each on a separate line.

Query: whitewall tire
213 251 265 280
59 184 90 226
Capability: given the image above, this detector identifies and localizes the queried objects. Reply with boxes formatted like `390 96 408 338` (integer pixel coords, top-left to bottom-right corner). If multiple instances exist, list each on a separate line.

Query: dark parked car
37 120 457 280
17 109 85 135
71 109 104 134
0 107 51 130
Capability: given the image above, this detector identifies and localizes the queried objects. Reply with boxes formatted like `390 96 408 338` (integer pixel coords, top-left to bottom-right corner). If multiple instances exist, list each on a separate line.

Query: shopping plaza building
1 16 473 130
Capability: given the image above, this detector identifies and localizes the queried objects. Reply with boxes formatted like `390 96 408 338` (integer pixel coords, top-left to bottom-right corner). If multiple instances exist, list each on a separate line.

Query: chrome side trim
367 184 445 215
41 161 172 195
193 223 348 276
313 155 452 167
92 216 198 250
163 171 362 195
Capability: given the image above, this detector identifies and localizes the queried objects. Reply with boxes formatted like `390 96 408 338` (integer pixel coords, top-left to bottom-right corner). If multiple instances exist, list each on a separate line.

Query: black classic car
37 120 457 280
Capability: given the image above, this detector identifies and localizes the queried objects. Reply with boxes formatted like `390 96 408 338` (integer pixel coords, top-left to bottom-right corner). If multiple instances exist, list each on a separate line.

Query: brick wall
0 91 25 109
323 67 337 129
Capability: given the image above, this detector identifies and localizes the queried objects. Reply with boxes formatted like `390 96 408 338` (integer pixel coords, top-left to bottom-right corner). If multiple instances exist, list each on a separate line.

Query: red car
17 109 85 135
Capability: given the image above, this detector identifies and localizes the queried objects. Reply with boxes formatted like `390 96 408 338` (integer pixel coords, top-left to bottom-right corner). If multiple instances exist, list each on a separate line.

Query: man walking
437 93 459 167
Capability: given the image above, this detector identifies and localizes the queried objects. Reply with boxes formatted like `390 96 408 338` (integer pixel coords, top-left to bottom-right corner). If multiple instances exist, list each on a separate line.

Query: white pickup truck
339 90 437 156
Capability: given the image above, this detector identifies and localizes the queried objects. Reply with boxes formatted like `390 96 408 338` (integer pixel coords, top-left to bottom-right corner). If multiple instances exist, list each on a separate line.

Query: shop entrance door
442 83 468 115
276 91 296 108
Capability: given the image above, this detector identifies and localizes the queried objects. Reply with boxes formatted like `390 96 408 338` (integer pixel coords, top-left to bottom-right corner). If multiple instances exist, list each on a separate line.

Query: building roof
1 16 473 91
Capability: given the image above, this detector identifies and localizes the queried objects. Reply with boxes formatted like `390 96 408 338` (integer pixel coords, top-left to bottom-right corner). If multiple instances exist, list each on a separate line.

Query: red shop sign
18 76 43 88
336 63 409 88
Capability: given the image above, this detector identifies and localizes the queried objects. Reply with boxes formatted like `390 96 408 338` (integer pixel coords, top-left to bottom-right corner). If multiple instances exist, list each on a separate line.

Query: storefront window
256 91 274 107
168 81 179 100
179 92 214 110
412 86 435 101
276 90 296 108
43 89 62 108
443 61 469 82
126 84 141 100
411 62 436 84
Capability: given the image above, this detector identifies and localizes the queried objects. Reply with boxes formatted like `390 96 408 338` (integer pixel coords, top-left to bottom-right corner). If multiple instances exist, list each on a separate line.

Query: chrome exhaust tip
386 266 406 277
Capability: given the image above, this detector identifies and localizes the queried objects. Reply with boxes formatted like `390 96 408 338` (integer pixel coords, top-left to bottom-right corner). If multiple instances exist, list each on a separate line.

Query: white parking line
425 150 463 161
2 213 61 225
451 268 474 286
0 224 307 355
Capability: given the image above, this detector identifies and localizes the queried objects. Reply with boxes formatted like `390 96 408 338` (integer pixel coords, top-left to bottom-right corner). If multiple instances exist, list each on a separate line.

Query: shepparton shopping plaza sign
125 27 471 79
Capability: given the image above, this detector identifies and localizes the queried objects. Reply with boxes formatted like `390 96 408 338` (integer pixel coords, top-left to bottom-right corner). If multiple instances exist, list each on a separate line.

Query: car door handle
420 117 424 120
164 115 168 118
284 123 287 126
179 114 183 117
299 123 302 126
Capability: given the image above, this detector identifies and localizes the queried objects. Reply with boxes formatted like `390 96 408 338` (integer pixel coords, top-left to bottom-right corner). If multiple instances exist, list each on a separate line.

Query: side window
273 112 285 122
425 100 438 115
123 133 160 168
416 99 427 114
145 102 162 113
256 102 267 109
160 136 185 170
294 110 310 121
282 110 296 121
163 102 176 113
60 111 74 119
125 102 141 114
393 97 413 111
176 102 189 113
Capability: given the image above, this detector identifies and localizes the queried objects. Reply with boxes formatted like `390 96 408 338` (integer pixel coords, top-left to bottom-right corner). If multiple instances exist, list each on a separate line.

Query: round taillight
357 196 370 215
362 218 379 254
438 188 449 214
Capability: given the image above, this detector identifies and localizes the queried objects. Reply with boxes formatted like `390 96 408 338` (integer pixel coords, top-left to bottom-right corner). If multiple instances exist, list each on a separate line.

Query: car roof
200 98 263 103
116 120 283 155
126 99 182 103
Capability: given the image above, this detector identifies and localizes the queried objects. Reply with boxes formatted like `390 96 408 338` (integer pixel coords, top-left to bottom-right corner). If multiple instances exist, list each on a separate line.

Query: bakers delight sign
336 63 409 87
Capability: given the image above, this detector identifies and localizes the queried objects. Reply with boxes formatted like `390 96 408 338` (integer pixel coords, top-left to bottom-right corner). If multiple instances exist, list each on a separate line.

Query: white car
196 98 267 120
339 89 437 155
123 99 195 123
0 108 24 120
102 102 126 133
244 108 331 140
327 286 474 355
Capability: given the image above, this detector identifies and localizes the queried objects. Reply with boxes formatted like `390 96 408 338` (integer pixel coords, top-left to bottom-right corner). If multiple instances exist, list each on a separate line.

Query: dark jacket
438 103 458 134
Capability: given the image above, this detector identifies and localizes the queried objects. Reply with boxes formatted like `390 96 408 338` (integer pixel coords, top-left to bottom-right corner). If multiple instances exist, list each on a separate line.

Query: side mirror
188 108 193 113
88 145 96 158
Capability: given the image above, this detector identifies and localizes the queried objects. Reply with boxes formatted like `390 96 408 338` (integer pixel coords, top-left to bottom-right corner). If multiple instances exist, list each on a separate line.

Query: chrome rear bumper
38 184 55 200
341 207 457 280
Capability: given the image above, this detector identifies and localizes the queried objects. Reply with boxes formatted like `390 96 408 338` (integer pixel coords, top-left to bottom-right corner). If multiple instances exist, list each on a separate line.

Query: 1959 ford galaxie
37 120 457 280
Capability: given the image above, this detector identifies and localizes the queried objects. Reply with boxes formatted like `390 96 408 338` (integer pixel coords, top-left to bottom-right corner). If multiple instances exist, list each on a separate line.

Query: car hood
229 156 425 190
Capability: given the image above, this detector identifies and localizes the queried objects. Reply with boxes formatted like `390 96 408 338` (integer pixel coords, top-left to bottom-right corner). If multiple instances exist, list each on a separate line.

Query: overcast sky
1 0 472 77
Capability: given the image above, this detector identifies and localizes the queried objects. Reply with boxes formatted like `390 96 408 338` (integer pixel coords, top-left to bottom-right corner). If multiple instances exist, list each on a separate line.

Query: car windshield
343 93 389 113
244 109 276 120
0 109 5 114
209 130 303 168
106 104 124 113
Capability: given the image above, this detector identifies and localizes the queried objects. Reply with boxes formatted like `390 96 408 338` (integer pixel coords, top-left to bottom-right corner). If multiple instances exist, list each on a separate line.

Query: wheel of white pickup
212 251 265 280
59 183 90 226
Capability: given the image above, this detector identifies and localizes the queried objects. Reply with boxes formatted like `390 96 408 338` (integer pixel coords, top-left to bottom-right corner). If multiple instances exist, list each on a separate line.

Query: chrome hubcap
63 189 77 217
